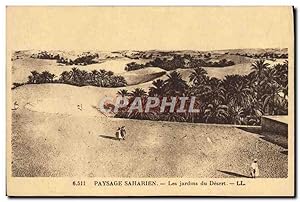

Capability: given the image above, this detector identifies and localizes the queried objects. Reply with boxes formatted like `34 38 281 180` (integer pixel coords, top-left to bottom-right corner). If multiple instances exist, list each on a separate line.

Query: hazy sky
7 7 293 51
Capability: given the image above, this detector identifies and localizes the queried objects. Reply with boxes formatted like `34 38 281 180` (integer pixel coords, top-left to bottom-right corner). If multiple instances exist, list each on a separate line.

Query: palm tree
92 69 106 86
91 70 99 81
259 63 288 115
28 71 55 84
189 67 208 86
183 98 203 123
69 67 79 84
79 70 89 85
117 89 129 97
273 95 288 115
261 66 278 85
99 69 107 76
149 79 166 97
250 60 270 85
164 71 188 96
228 104 245 125
223 75 254 107
126 96 158 120
273 61 288 98
96 69 108 87
112 76 127 87
262 80 282 115
203 102 229 124
59 71 72 83
40 71 55 83
28 71 40 84
129 88 147 97
201 77 226 104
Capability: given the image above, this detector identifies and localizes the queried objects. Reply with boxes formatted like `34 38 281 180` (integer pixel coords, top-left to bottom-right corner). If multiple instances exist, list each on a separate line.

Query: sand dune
120 67 166 85
203 63 253 79
12 58 165 86
12 108 287 178
11 84 288 177
172 64 253 82
11 82 164 116
12 84 118 116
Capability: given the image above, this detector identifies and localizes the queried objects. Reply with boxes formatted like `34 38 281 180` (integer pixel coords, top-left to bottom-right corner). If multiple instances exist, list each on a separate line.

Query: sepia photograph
11 48 289 178
6 6 295 197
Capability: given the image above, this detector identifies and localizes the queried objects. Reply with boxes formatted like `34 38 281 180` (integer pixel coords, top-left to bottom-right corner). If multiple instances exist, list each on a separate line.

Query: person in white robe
116 127 122 141
250 159 259 178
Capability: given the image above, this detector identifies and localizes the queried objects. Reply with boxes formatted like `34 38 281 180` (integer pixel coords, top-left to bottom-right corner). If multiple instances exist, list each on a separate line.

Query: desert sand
11 84 288 178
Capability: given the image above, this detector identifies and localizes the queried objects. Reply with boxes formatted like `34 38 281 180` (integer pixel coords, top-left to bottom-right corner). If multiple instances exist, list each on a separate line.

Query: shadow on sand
217 170 251 178
280 150 288 155
99 135 119 141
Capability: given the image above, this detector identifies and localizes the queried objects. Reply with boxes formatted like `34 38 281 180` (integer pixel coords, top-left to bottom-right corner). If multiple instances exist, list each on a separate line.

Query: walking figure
250 159 259 178
120 126 126 140
116 127 122 141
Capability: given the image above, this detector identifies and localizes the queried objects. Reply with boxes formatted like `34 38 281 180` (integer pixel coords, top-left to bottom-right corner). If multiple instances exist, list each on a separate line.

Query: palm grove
13 59 288 125
116 60 288 125
13 67 127 89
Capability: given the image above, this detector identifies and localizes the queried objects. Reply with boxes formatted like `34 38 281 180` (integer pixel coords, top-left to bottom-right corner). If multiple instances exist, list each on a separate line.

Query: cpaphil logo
99 96 201 114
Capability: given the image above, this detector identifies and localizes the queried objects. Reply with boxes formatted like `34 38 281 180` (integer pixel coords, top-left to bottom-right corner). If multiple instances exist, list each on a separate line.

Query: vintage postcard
6 6 294 196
